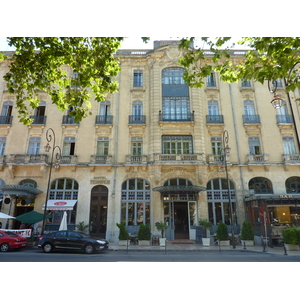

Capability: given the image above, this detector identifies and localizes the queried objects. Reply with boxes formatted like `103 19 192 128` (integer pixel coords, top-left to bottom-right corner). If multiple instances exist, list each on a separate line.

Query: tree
0 37 125 124
179 37 300 95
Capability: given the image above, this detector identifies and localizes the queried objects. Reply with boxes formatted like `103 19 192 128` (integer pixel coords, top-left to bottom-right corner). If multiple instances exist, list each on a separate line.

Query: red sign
54 201 67 206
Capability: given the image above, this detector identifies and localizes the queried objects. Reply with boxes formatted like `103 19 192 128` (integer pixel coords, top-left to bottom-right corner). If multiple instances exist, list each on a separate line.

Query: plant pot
285 244 300 251
159 237 166 246
241 240 254 246
138 240 151 246
202 237 210 247
118 240 130 246
218 240 230 246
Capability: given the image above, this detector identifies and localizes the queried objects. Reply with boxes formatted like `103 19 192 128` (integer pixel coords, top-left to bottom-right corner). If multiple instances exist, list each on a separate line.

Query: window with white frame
283 136 297 155
244 100 255 115
207 71 216 87
248 137 261 155
1 101 13 116
97 137 109 155
28 137 41 154
0 137 6 155
131 137 143 155
162 135 193 154
63 137 76 155
211 137 222 155
133 70 143 87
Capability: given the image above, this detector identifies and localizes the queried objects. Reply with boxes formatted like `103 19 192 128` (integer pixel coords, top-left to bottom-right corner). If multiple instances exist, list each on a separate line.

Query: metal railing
95 115 113 124
0 116 13 125
62 115 80 125
30 115 47 125
206 115 224 124
242 115 260 124
128 115 146 124
159 112 194 122
276 115 294 124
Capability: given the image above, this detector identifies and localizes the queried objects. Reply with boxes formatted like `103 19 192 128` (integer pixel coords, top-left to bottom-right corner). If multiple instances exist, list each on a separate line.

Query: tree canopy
179 37 300 94
1 37 300 125
0 37 125 124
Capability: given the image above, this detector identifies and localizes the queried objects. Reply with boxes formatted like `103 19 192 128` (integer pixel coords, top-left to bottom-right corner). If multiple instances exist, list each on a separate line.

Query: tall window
28 137 41 154
0 137 6 155
162 68 190 120
162 135 193 154
96 137 109 155
131 100 143 123
242 80 251 87
1 101 13 117
131 137 143 155
248 137 261 155
249 177 273 194
63 137 75 155
283 136 297 154
121 178 150 225
207 71 216 87
208 100 219 116
211 137 222 155
207 178 236 225
244 100 255 116
133 70 143 87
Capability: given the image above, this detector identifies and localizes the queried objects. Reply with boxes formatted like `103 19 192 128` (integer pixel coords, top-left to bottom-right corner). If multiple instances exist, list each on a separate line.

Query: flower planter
202 237 210 247
218 240 230 246
285 244 300 251
241 240 254 247
159 237 166 246
138 240 151 246
118 240 130 246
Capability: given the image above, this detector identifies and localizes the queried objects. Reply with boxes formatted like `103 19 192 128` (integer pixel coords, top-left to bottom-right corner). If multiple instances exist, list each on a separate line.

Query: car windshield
5 232 19 237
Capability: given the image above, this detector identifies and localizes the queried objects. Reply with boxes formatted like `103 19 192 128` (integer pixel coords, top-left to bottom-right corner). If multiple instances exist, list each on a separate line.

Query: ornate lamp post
41 128 61 236
220 130 236 249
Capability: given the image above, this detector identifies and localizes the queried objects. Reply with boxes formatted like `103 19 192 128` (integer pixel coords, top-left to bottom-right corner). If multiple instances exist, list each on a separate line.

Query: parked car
0 231 27 252
38 230 109 254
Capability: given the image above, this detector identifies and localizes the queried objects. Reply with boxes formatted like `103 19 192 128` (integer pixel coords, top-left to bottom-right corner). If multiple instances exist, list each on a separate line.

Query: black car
38 230 109 254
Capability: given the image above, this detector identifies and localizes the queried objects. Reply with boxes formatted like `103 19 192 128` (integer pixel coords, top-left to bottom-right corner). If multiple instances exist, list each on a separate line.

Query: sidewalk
108 240 300 256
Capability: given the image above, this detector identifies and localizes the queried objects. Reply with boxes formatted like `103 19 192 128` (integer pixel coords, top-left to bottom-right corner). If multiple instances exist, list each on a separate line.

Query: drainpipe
229 84 246 222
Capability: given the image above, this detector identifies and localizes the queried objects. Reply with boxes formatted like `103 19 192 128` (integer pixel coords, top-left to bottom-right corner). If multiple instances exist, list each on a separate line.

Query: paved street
1 246 300 262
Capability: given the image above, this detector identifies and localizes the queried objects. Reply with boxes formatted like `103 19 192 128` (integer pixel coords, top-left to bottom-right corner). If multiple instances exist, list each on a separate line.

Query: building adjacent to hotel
1 40 300 243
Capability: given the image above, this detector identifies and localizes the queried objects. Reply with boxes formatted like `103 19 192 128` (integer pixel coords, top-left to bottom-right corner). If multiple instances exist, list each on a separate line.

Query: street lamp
220 130 236 249
41 128 61 235
268 80 283 109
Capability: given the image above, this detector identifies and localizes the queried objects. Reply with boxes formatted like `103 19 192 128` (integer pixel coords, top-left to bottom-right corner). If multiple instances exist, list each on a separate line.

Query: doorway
89 185 108 238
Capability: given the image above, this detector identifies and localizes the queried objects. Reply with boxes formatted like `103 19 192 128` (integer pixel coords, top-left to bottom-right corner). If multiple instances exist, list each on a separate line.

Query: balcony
159 112 194 122
126 155 148 164
277 115 294 124
90 155 113 164
206 115 224 124
128 115 146 124
153 153 204 164
95 115 113 125
243 115 260 124
60 155 77 165
29 115 47 125
246 154 270 171
0 116 13 125
283 154 300 164
8 154 48 164
62 116 80 125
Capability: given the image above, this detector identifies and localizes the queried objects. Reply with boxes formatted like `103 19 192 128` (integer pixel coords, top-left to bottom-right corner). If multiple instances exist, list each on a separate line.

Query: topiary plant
116 222 129 240
199 219 213 238
155 222 168 238
241 221 254 240
138 223 151 240
216 221 229 241
282 227 300 245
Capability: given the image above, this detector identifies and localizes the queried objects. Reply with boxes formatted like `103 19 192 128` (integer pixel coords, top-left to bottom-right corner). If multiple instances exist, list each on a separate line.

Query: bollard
126 238 129 254
243 241 246 250
263 240 267 252
219 241 221 253
165 239 167 254
284 245 288 256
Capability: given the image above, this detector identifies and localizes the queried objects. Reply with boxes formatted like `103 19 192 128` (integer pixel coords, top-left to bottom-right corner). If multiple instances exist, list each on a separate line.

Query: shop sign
279 194 293 199
1 229 32 238
90 176 110 185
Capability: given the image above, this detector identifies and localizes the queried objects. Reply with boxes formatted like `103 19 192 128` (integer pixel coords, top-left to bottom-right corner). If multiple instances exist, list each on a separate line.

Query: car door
66 231 84 249
52 231 68 249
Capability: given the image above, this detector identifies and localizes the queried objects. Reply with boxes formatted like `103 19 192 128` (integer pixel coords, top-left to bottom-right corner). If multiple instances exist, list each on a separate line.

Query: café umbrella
59 211 68 231
15 211 51 224
0 212 15 219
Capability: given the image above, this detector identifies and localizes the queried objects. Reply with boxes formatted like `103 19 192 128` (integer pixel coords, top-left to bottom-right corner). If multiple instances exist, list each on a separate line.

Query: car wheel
0 243 9 252
84 243 94 254
43 243 53 253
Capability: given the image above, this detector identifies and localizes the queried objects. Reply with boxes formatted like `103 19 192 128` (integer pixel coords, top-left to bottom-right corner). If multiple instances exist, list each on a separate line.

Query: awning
15 211 51 224
153 185 206 194
43 200 77 211
0 185 43 197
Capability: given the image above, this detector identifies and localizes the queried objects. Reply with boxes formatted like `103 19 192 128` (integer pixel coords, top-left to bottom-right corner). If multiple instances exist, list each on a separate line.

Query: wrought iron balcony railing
95 115 113 124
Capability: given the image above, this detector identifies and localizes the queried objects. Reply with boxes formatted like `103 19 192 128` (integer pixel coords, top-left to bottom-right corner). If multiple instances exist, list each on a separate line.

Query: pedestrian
19 222 26 229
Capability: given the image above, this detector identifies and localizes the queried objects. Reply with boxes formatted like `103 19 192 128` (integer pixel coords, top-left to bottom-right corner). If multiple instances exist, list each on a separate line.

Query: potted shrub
155 222 168 246
138 223 151 246
75 221 89 233
116 222 130 246
282 227 300 251
216 221 230 246
241 221 255 246
199 219 212 247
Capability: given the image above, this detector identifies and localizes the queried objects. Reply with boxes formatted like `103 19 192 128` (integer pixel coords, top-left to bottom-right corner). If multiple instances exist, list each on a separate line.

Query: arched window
19 179 37 188
249 177 273 194
286 177 300 194
207 178 236 225
121 178 150 225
